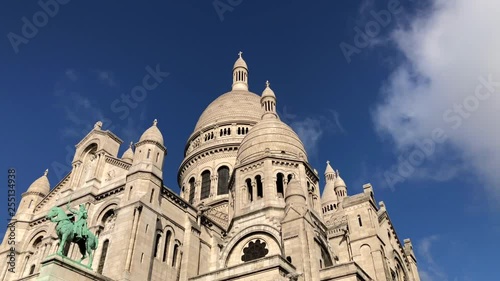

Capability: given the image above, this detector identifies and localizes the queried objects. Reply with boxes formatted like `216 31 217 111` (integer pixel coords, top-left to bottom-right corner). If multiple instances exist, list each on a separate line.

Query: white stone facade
0 53 420 281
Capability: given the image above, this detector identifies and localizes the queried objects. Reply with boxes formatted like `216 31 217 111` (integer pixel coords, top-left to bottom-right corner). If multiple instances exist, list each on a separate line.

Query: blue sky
1 1 499 280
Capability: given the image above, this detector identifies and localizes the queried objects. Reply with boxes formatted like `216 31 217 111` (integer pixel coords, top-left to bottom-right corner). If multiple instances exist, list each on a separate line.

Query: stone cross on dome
266 80 270 87
238 51 243 58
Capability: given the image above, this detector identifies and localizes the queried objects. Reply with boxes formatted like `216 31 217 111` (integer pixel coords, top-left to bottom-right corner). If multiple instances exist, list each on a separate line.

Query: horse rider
67 203 88 240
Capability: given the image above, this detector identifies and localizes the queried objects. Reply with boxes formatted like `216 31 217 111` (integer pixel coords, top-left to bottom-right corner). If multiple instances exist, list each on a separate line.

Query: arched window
358 215 363 227
28 200 33 209
287 174 293 183
172 244 179 267
188 177 195 204
97 239 109 274
246 179 253 202
101 209 115 232
163 231 171 262
147 149 151 159
217 166 230 195
241 239 269 262
255 175 263 198
320 245 333 267
228 128 231 135
29 265 35 275
156 152 160 162
200 171 211 200
276 173 284 197
153 233 161 258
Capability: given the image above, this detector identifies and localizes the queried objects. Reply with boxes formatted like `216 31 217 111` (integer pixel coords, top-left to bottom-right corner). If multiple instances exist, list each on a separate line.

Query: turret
261 81 277 120
321 161 338 215
121 142 134 164
334 170 347 199
285 176 306 207
17 169 50 219
126 119 167 204
232 51 249 91
129 119 166 178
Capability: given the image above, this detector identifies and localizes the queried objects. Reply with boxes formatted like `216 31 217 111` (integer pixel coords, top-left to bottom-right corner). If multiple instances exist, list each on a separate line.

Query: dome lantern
232 51 249 91
261 80 278 120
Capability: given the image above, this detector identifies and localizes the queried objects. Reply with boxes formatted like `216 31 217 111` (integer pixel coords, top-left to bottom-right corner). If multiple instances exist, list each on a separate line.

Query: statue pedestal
36 255 112 281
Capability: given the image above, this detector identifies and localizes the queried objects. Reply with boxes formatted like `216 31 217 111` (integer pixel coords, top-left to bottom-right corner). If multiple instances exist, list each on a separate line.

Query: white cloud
417 235 448 281
281 107 346 157
290 117 323 155
372 0 500 197
96 70 117 87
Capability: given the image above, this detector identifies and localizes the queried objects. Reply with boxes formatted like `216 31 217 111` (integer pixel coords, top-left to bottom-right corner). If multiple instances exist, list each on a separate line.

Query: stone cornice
105 155 132 170
135 139 167 152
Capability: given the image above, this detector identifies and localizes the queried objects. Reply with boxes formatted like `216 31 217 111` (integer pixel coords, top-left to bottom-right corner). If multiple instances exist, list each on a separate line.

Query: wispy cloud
372 0 500 198
280 106 346 157
417 235 448 281
65 69 78 82
95 70 117 87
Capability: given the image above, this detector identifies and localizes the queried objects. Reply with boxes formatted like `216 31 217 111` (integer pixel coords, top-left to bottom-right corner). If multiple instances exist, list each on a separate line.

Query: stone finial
326 160 330 165
94 121 103 129
44 169 49 176
238 51 243 58
153 119 158 126
265 80 270 87
129 141 134 148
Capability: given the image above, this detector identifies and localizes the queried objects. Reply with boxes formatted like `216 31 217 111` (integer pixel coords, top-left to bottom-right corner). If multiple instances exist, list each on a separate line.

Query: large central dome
193 90 262 132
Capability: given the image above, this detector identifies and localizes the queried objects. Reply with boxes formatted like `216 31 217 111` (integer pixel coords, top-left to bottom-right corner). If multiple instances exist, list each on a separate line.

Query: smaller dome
262 81 276 98
27 169 50 195
335 175 346 188
285 177 305 200
237 118 308 165
233 51 248 69
122 142 134 163
139 119 164 145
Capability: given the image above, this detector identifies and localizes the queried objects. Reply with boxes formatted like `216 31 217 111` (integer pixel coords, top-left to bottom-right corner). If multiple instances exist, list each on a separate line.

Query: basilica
0 53 421 281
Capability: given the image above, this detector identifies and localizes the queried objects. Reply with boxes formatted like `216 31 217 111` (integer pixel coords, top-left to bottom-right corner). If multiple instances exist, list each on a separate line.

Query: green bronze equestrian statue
46 203 98 268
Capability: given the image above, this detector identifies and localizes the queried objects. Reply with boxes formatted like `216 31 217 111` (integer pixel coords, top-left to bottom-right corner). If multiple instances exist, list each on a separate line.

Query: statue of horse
46 206 98 267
